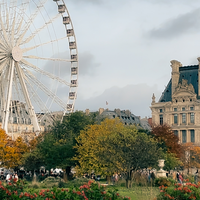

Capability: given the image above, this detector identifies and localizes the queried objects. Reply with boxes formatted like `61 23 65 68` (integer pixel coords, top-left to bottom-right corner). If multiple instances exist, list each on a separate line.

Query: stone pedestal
156 159 167 178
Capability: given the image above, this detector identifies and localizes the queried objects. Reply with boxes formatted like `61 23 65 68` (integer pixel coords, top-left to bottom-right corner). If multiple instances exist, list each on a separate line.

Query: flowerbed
0 179 130 200
157 182 200 200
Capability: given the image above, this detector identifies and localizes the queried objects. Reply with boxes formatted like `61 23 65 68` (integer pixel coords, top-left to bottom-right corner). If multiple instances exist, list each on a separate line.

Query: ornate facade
151 58 200 145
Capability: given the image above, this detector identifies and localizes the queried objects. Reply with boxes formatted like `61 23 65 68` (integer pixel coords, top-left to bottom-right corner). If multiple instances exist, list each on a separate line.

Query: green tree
22 111 96 179
75 118 163 188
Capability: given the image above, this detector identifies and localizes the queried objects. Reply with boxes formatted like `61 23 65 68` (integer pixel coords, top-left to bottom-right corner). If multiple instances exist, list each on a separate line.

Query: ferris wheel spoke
6 9 9 31
21 13 61 45
24 79 55 118
0 58 9 73
20 59 70 86
0 42 7 51
15 62 40 132
16 0 48 46
22 37 67 53
11 14 16 47
16 18 23 35
25 72 66 110
23 55 71 62
0 13 10 48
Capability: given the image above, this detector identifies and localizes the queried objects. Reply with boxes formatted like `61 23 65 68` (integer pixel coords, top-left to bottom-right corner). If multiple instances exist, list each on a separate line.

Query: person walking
14 173 18 182
176 172 179 182
179 173 183 184
6 173 10 183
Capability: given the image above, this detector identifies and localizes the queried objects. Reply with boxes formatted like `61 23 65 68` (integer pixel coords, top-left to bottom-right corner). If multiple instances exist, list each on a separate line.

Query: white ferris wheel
0 0 78 134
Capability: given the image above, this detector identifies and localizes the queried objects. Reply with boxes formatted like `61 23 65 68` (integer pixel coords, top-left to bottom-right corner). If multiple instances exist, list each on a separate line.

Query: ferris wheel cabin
71 67 78 75
58 5 65 13
63 17 70 24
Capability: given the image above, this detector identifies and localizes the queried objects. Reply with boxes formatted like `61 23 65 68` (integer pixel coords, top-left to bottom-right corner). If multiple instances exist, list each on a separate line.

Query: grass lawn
117 186 159 200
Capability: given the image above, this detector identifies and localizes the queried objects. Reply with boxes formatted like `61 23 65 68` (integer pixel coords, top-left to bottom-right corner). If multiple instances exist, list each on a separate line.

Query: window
182 113 186 123
182 130 187 143
190 113 195 123
190 130 195 143
182 107 185 111
190 107 194 111
160 109 163 113
174 130 178 137
174 114 178 124
159 115 163 125
174 108 177 111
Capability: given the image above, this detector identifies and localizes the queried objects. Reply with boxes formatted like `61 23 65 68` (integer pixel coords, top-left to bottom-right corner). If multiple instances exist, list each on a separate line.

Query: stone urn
156 159 166 178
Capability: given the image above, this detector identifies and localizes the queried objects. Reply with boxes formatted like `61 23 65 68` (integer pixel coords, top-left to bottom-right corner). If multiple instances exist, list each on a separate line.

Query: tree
75 118 164 187
181 143 200 173
151 124 183 158
0 129 29 168
22 111 96 179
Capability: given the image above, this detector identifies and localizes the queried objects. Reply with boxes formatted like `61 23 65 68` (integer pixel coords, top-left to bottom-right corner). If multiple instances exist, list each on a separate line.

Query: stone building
151 58 200 145
86 108 151 131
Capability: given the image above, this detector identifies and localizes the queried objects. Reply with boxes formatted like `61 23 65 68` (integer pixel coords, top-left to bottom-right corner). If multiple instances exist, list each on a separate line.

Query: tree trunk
65 166 71 181
106 175 111 184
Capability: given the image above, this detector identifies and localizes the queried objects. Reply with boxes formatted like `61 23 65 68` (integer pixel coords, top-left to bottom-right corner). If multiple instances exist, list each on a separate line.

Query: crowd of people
5 173 18 183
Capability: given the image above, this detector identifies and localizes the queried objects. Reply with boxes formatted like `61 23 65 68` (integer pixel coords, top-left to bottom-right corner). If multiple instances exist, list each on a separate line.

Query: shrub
0 179 130 200
154 177 175 187
157 182 200 200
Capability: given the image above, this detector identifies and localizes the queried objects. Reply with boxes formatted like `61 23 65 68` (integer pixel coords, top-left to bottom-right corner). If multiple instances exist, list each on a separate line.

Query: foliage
157 182 200 200
0 128 29 168
181 143 200 171
21 149 44 172
162 153 182 171
151 124 183 158
75 118 163 179
0 180 130 200
154 177 175 187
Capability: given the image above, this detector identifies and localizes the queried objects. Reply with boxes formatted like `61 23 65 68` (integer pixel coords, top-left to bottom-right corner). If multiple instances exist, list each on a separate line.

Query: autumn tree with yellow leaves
0 128 29 169
75 118 165 188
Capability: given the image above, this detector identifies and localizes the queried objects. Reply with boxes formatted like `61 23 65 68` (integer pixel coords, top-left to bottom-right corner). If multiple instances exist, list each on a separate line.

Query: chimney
99 108 104 115
125 110 131 117
171 60 182 95
85 109 90 115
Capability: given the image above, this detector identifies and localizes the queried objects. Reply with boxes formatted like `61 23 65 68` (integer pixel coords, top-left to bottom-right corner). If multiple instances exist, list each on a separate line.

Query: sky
63 0 200 118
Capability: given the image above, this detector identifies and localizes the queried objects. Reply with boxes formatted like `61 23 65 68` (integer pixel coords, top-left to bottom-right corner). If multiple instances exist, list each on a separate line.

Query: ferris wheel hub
12 46 23 62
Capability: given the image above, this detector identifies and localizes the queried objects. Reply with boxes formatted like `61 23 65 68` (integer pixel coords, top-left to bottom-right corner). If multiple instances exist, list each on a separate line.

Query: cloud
69 0 103 5
79 51 101 76
75 84 162 118
41 51 99 78
148 8 200 39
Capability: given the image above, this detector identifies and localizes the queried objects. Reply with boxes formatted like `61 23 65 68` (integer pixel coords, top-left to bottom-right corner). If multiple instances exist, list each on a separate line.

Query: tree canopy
75 118 164 176
151 124 183 158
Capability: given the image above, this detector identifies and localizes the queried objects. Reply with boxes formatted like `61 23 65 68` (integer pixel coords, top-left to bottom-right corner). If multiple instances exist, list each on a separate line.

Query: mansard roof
159 65 199 102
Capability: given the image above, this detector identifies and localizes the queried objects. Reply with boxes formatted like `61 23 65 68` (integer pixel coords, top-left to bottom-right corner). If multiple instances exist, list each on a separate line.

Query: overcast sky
62 0 200 118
